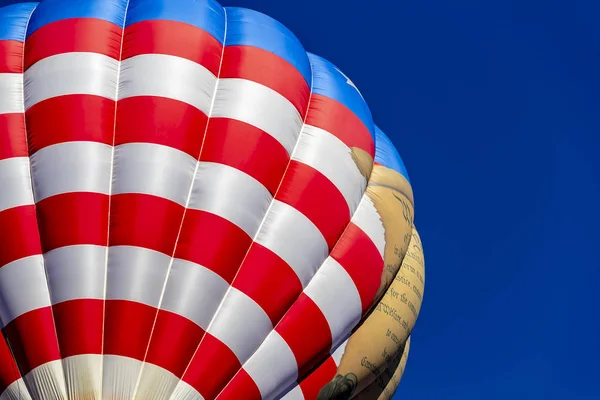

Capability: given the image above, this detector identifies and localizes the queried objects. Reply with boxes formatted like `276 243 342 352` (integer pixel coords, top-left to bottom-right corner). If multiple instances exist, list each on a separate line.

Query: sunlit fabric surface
0 1 422 399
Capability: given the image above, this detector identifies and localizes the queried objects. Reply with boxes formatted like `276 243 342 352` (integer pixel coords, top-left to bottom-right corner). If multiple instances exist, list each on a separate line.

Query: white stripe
112 143 197 207
279 339 348 400
330 331 352 358
171 380 204 400
280 385 304 400
331 339 348 366
255 200 329 288
212 78 302 155
135 362 180 400
62 354 102 400
293 125 366 214
106 246 171 307
30 142 112 202
0 378 31 400
24 52 118 110
0 73 24 114
352 196 385 257
207 288 272 363
188 162 272 237
45 245 105 303
119 54 215 114
243 331 298 400
22 360 67 400
161 259 229 331
304 258 362 345
0 255 50 327
101 355 142 400
0 157 34 212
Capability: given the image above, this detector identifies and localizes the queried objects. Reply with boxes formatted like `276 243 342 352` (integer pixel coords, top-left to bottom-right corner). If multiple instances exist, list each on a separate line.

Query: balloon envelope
0 1 423 399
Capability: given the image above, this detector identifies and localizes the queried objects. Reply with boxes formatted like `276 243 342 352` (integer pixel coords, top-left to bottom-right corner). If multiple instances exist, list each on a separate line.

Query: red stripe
299 356 338 400
216 369 262 400
122 20 222 75
0 333 21 393
36 192 109 253
53 299 103 357
0 113 27 160
26 95 114 154
109 194 184 256
276 161 350 250
232 243 302 325
116 96 208 159
306 94 375 157
24 18 122 69
201 118 289 195
0 40 23 73
276 293 332 377
144 309 205 378
182 333 241 400
221 45 310 116
0 205 41 268
2 307 60 374
103 300 155 360
331 223 384 313
175 209 252 284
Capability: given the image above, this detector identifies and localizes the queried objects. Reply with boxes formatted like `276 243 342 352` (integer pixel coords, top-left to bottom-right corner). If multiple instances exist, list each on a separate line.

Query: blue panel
374 125 410 183
26 0 128 37
308 53 375 139
0 2 38 41
225 7 311 86
125 0 225 43
0 0 36 7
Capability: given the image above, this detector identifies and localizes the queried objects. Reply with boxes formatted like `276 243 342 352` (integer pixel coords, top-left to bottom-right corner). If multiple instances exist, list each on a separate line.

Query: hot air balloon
281 226 424 400
0 0 425 399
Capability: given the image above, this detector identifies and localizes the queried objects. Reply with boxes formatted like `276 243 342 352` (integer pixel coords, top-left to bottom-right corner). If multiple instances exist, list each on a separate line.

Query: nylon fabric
0 1 425 399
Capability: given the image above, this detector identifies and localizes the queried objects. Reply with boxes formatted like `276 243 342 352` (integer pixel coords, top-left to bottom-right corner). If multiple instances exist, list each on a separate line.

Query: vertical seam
131 7 229 400
5 6 41 399
99 1 131 399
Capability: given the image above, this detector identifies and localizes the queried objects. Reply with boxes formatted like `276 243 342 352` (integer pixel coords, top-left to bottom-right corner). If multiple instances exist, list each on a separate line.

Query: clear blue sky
225 0 600 398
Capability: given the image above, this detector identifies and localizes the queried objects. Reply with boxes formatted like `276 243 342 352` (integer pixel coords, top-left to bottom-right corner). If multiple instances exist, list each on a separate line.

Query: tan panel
353 337 411 400
316 163 424 400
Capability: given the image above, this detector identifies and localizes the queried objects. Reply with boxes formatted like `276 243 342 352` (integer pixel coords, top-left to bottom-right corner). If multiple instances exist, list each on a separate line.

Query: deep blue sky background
224 0 600 398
